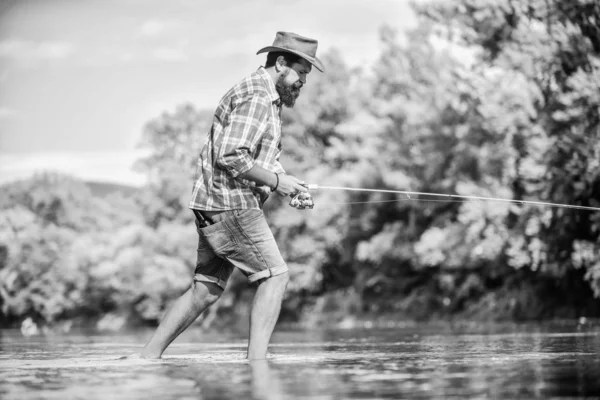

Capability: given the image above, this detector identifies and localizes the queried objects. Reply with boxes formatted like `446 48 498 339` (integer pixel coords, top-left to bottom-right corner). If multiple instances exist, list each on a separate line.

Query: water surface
1 322 599 399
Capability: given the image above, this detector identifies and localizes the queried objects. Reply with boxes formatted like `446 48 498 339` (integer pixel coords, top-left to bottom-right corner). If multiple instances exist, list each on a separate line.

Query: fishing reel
289 191 314 210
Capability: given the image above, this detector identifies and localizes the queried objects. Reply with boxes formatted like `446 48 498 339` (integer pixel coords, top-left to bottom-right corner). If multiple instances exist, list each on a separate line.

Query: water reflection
0 323 599 399
249 360 284 400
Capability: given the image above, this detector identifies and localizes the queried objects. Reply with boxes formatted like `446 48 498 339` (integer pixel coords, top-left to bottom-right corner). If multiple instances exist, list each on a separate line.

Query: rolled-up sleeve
215 94 270 177
273 159 285 175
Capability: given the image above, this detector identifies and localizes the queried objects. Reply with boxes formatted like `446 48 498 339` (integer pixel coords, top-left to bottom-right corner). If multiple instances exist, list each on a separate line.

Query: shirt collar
256 66 281 106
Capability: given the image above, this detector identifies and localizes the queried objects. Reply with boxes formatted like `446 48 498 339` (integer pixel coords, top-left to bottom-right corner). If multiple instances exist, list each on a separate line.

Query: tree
413 0 600 313
134 104 214 228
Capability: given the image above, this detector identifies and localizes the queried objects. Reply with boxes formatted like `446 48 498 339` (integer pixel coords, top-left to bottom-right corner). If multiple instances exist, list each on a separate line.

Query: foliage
0 174 195 327
416 0 600 296
134 105 214 228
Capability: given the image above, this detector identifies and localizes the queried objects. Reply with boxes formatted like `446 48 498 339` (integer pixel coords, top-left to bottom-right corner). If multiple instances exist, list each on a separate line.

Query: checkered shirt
189 67 285 211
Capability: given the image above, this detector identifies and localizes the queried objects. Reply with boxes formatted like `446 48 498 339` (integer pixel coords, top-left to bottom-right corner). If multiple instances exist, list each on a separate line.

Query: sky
0 0 419 186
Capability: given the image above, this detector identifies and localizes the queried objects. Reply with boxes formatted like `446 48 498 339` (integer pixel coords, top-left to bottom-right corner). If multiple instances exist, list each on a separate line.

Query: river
1 321 599 399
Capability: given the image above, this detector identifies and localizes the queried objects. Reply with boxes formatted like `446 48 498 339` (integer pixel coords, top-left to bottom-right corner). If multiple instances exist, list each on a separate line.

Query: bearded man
136 32 324 360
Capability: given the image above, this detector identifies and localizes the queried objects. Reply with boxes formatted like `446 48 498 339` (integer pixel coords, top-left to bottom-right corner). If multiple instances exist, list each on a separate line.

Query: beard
275 70 302 108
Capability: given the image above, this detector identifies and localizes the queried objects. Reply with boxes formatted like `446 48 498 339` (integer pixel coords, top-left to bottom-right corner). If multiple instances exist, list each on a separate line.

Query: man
137 32 324 360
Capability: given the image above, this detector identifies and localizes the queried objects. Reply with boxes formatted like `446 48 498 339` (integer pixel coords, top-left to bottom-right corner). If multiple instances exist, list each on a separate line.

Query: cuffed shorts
193 209 288 289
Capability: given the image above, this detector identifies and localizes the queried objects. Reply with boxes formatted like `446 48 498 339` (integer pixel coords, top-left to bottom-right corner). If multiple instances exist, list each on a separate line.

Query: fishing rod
288 184 600 212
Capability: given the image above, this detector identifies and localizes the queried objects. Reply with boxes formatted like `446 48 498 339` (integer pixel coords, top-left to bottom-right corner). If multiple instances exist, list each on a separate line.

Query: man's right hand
275 173 308 197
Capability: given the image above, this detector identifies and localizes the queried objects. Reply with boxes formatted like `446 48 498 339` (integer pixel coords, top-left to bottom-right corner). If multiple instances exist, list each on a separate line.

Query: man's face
276 58 312 108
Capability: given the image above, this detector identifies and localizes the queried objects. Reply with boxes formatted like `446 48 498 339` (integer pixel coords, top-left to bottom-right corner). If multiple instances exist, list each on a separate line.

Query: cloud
138 19 167 37
120 53 134 63
152 42 189 62
0 151 149 186
0 39 74 60
37 42 73 58
202 33 266 58
137 18 183 38
0 107 17 119
78 47 137 67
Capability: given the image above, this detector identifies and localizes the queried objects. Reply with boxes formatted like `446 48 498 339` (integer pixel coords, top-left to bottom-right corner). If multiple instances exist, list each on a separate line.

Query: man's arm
239 165 307 196
214 94 307 196
214 95 270 179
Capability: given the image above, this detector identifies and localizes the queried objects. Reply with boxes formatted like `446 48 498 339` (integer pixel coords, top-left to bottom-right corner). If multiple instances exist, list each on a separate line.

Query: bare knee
265 271 289 290
191 280 223 305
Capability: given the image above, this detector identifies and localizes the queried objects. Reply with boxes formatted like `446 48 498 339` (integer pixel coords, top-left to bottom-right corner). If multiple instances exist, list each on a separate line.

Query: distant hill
85 180 142 198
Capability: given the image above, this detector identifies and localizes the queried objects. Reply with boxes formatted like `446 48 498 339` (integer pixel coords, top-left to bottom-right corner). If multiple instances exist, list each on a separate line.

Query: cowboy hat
257 31 324 72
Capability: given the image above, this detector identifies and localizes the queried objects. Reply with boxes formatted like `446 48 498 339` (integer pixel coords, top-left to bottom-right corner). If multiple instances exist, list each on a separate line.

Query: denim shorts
193 209 288 289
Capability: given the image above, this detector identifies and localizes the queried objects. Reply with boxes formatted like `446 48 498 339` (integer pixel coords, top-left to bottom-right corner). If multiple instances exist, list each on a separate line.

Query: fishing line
327 199 470 205
306 184 600 212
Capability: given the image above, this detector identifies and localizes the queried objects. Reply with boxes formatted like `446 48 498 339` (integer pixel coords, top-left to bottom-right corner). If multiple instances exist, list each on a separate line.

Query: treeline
1 0 600 330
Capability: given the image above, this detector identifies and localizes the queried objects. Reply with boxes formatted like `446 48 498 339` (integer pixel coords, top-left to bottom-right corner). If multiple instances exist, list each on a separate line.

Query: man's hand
253 185 271 204
275 173 308 197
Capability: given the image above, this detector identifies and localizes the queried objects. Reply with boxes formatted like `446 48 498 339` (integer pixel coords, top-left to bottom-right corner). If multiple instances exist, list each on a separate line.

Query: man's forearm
238 164 279 189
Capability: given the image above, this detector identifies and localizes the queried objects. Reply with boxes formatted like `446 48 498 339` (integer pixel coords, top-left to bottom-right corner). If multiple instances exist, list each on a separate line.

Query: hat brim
257 46 324 72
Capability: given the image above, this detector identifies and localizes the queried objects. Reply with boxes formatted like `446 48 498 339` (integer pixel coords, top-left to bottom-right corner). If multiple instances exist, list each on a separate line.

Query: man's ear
275 55 287 72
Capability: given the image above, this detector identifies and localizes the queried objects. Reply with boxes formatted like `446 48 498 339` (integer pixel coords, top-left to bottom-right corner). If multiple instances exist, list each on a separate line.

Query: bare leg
140 281 223 358
247 272 289 360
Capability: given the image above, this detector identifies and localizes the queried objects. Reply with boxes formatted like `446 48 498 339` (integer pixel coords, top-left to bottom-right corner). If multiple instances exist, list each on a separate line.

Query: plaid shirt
189 67 285 211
